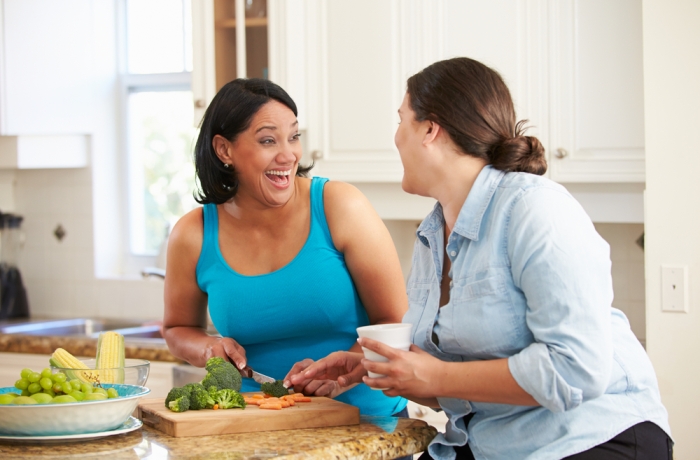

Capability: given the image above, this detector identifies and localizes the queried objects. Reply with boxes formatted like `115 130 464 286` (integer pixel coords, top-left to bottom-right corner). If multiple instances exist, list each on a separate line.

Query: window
122 0 198 256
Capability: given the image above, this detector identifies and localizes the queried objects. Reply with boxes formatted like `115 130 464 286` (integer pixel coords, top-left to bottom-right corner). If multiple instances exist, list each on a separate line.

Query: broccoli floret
184 382 215 410
167 394 190 412
165 387 190 411
212 389 246 409
260 380 288 398
200 357 242 392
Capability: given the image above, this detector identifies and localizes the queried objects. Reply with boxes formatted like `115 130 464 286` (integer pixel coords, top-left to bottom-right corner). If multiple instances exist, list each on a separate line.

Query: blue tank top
196 177 407 416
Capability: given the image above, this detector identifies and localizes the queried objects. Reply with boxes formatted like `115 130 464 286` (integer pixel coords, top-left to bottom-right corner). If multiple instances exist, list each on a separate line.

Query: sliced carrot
259 403 283 410
252 394 265 399
295 396 312 402
213 404 219 410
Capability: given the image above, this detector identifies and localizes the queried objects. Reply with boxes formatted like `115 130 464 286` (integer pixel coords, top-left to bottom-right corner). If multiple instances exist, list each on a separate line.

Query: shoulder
321 180 381 251
322 180 372 214
168 206 205 256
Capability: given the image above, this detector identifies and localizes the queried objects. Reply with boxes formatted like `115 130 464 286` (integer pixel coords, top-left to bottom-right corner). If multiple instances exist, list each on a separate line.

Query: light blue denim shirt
404 165 670 460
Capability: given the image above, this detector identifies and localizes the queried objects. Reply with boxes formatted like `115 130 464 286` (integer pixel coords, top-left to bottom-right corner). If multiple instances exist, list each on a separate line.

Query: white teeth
265 170 291 176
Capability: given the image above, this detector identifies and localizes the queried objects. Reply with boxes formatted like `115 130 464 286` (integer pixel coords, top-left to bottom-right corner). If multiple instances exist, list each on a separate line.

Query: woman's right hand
285 351 366 390
202 336 248 370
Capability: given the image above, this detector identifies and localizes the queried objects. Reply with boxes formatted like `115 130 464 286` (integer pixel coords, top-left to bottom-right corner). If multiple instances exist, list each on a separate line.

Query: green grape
19 368 33 379
27 382 42 394
0 394 17 404
93 387 108 397
51 372 67 383
69 390 85 401
60 382 73 394
12 396 38 405
106 388 119 399
14 379 29 391
40 368 53 379
52 395 78 404
43 388 56 397
83 393 107 401
52 383 63 393
70 379 82 390
20 389 30 396
30 393 52 404
39 377 53 390
80 383 93 394
27 372 41 383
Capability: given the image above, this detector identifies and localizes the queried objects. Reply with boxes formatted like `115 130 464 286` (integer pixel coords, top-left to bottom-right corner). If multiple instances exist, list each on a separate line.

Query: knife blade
239 366 277 385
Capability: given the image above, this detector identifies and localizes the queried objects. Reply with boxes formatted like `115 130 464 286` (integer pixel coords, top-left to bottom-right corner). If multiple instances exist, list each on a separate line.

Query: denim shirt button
450 250 457 257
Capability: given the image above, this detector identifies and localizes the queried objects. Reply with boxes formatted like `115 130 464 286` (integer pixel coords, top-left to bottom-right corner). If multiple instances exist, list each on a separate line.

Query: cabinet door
0 0 94 136
548 0 645 182
303 0 444 182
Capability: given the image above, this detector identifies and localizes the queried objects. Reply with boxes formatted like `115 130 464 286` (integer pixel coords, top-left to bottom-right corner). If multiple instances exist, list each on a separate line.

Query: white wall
642 1 700 458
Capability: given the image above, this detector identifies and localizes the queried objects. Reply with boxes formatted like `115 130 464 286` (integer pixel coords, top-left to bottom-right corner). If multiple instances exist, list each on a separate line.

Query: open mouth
264 169 292 187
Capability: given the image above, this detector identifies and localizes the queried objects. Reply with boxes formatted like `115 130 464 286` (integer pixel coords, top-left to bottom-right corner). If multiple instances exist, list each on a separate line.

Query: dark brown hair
194 78 313 204
406 57 546 175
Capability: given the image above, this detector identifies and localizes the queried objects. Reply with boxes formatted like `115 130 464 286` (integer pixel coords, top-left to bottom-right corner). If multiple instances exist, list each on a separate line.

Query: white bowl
0 384 150 436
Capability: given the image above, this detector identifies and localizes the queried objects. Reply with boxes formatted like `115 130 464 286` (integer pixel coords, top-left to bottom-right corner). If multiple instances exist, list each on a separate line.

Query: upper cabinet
0 0 93 168
192 0 278 126
191 0 646 185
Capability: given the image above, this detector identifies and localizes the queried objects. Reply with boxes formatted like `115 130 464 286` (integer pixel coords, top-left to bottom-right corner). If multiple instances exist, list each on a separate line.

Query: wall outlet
661 265 688 312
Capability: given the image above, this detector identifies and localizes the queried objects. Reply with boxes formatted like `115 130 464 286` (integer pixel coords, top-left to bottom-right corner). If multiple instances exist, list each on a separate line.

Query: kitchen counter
0 333 180 362
0 416 437 459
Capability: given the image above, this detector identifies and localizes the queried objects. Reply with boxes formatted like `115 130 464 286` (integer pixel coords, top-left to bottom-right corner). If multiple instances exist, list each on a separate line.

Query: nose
277 140 299 164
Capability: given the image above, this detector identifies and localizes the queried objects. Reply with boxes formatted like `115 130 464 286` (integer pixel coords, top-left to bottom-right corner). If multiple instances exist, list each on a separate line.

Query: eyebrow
255 120 299 134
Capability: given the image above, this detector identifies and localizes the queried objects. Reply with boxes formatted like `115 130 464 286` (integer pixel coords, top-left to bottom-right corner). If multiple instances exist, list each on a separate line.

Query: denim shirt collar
416 165 505 245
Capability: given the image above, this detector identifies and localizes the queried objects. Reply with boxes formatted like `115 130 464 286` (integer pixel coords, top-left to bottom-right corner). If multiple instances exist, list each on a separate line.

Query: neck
430 156 487 232
221 180 301 228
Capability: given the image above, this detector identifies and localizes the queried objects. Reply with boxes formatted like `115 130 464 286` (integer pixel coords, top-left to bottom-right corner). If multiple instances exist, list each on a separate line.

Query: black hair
194 78 313 204
406 57 547 175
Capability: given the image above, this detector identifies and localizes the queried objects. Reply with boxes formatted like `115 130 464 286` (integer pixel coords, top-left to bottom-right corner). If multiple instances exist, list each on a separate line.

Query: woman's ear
422 121 441 146
212 134 233 166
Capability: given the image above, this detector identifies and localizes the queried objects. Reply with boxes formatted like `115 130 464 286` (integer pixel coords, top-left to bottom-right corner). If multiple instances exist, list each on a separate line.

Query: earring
224 163 230 169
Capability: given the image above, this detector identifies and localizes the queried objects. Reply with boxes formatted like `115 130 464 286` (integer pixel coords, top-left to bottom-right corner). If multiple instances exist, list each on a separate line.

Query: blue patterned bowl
0 384 150 436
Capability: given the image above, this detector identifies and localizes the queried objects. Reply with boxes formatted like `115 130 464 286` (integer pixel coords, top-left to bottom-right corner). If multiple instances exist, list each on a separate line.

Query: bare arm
162 208 247 369
285 182 408 397
324 181 409 354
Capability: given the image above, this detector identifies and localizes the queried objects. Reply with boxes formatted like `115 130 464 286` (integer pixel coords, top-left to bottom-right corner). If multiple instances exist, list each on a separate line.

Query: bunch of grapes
0 367 120 405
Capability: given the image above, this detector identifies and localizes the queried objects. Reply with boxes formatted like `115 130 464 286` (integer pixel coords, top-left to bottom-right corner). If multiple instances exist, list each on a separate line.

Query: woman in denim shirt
288 57 672 460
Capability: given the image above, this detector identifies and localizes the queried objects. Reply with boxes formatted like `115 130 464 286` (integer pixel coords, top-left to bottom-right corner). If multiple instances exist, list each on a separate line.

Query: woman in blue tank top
162 78 408 417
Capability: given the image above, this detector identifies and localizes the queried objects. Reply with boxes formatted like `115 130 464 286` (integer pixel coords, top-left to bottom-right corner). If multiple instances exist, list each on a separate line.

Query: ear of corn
95 331 125 384
50 348 98 383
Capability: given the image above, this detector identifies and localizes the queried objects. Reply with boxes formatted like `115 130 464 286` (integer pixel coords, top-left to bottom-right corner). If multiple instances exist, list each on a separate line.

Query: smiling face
395 93 431 195
214 100 302 207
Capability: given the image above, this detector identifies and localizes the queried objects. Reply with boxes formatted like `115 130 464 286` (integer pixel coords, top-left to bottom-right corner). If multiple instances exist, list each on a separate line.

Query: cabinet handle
311 150 323 160
554 148 569 159
194 99 206 109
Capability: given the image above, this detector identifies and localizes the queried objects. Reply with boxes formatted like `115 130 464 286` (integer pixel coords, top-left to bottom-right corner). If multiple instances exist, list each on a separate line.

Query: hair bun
490 134 547 176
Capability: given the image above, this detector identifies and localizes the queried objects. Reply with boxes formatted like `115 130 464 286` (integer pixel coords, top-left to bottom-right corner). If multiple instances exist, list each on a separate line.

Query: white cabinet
445 0 645 184
0 0 93 168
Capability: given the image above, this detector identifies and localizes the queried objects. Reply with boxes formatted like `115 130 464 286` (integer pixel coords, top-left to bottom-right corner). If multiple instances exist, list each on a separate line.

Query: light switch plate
661 265 688 312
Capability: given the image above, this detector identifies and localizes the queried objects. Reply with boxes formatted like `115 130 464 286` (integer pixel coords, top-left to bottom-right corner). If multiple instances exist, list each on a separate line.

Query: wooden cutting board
137 394 360 437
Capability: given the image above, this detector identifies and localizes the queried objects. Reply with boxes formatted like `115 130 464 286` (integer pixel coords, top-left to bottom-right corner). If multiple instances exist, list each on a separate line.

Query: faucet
141 267 166 279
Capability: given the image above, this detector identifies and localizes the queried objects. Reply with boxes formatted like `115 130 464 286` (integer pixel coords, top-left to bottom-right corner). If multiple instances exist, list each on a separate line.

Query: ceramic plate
0 416 142 443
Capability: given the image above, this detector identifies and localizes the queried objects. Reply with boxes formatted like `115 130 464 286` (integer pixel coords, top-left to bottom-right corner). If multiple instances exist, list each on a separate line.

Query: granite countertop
0 416 438 459
0 333 180 362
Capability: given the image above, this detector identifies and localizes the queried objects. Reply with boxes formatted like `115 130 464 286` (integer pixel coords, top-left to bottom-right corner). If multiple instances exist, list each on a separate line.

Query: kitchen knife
239 366 277 385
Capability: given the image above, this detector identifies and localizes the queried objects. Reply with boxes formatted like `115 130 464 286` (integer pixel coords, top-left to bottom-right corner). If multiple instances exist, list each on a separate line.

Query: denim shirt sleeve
506 186 614 413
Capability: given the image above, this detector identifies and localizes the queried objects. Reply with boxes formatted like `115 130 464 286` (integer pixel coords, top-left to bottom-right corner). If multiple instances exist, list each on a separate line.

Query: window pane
126 0 193 74
127 91 198 255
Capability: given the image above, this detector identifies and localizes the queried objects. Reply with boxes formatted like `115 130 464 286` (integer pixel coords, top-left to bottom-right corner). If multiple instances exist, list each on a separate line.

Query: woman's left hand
358 337 441 399
283 357 357 399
